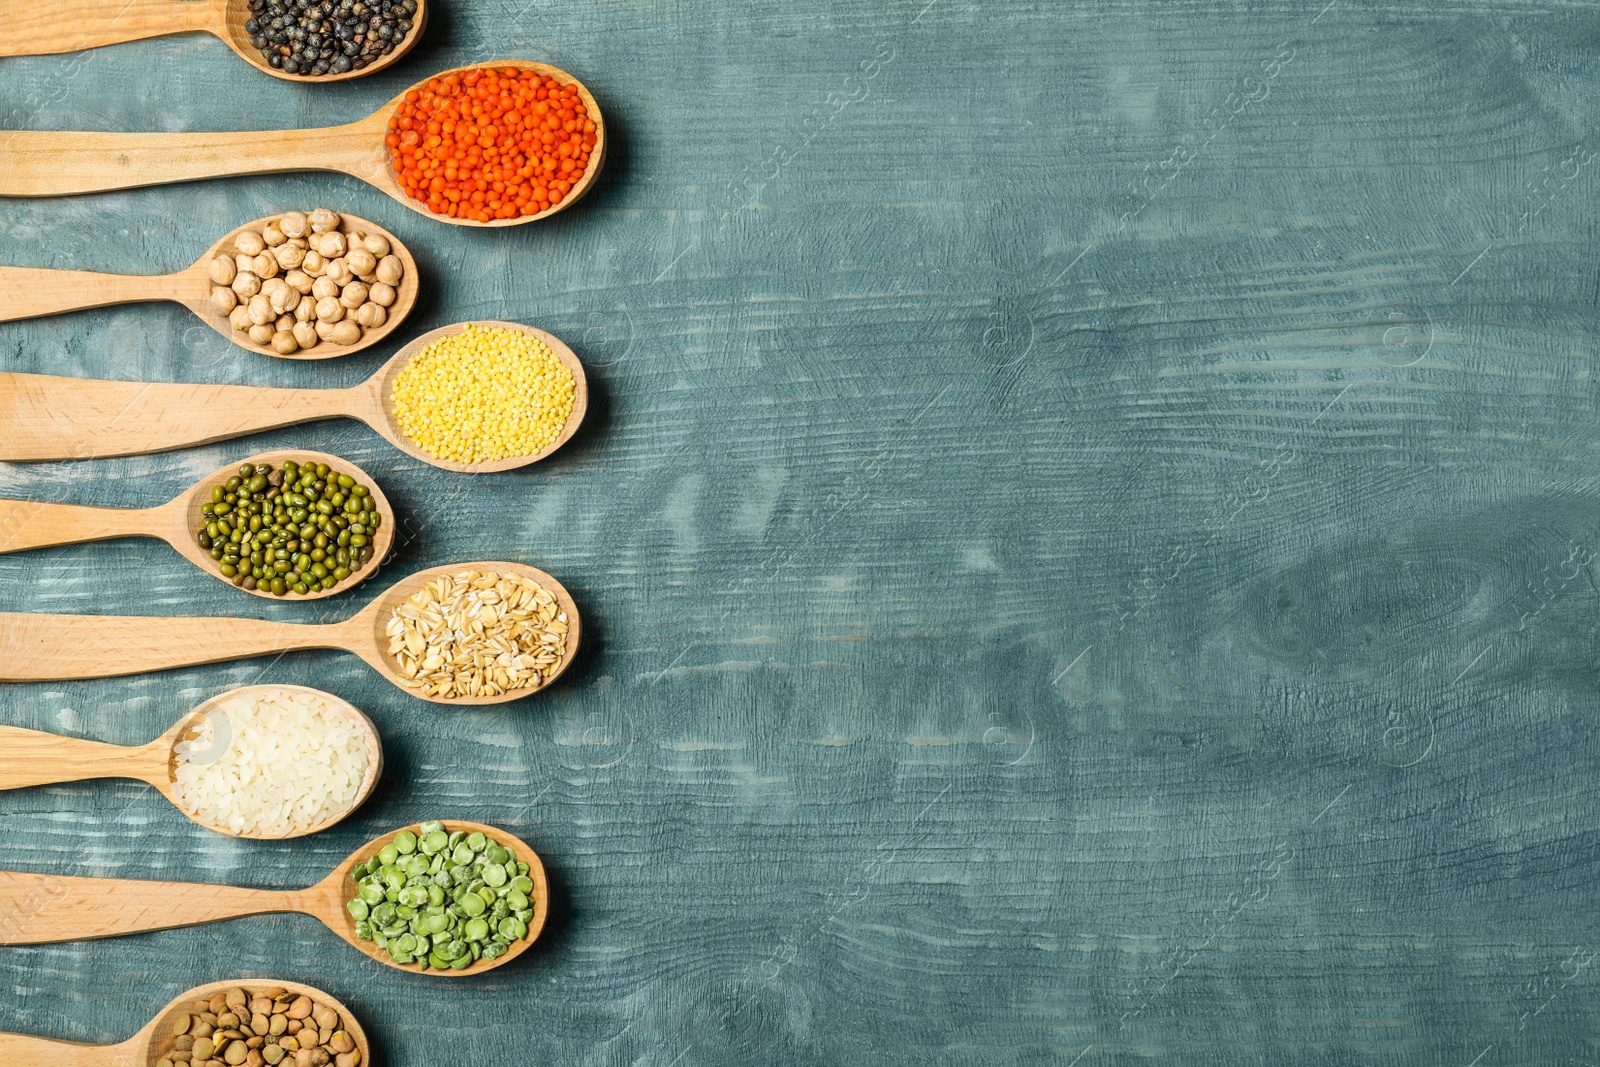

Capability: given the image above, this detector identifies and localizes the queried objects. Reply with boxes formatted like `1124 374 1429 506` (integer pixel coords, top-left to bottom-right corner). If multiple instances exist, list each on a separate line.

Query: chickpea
314 319 336 341
295 295 316 322
235 230 266 256
345 230 366 250
208 255 237 286
267 289 294 314
274 243 306 270
375 255 403 285
285 269 314 294
271 330 299 355
362 233 390 258
367 282 395 307
231 271 261 298
210 287 238 315
311 230 347 258
345 249 376 277
248 323 276 345
309 208 341 234
247 294 274 326
330 320 362 345
324 258 354 286
355 301 386 328
315 296 345 323
279 211 309 239
312 276 340 300
339 281 369 309
275 313 295 332
263 222 287 247
252 252 280 280
228 305 252 332
292 321 318 349
301 250 326 277
235 252 256 274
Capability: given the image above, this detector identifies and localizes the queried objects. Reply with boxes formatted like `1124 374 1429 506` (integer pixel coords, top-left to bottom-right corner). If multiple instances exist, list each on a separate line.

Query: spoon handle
0 0 225 58
0 1032 129 1067
0 265 192 323
0 372 359 461
0 726 159 790
0 869 301 945
0 498 166 553
0 612 342 681
0 123 380 198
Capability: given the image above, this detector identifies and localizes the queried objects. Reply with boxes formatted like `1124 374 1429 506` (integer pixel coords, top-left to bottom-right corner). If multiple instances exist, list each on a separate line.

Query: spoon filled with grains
0 321 589 473
0 0 426 81
0 59 603 226
0 450 395 599
0 209 419 359
0 561 580 704
0 684 381 839
0 821 549 977
0 979 371 1066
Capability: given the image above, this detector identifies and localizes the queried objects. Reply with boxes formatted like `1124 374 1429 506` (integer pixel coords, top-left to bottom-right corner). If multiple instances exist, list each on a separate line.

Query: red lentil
385 66 599 223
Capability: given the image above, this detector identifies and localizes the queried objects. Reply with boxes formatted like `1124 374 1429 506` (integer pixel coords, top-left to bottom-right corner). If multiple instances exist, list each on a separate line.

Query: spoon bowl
0 212 419 359
219 0 428 82
368 320 590 473
0 449 397 600
324 820 549 975
367 59 607 227
0 560 583 705
0 59 604 228
0 684 382 839
0 822 549 978
0 0 424 82
173 449 398 599
0 978 372 1067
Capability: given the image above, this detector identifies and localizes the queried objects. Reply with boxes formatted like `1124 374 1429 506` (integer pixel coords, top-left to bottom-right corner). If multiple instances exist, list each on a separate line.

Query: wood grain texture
0 373 371 460
0 0 225 58
6 0 1600 1064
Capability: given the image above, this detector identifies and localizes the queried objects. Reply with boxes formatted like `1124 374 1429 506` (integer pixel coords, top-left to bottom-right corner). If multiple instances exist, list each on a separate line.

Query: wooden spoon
0 978 372 1066
0 560 581 705
0 59 605 227
0 213 420 360
0 821 548 977
0 0 426 82
0 449 395 601
0 320 588 474
0 684 381 839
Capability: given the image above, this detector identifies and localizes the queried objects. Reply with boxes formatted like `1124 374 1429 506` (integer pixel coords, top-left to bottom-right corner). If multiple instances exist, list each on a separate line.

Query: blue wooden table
4 0 1600 1063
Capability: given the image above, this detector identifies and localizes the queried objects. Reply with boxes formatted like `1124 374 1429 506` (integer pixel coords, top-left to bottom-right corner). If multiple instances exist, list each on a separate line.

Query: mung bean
198 458 381 596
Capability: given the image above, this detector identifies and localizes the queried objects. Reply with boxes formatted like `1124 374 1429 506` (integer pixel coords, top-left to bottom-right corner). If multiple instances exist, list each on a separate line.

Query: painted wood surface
3 0 1600 1064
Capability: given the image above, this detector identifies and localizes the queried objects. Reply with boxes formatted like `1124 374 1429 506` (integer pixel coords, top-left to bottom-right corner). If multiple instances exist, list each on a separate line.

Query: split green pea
347 821 536 970
197 458 380 596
